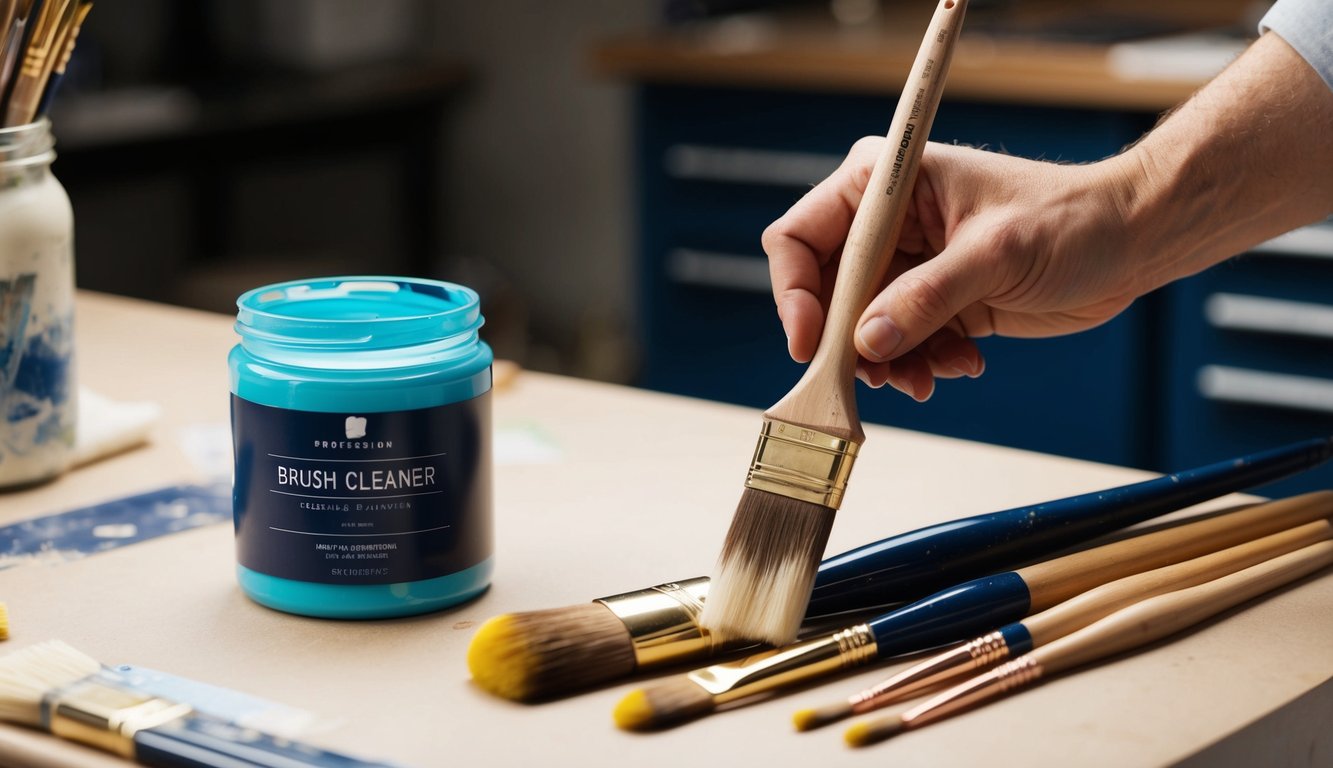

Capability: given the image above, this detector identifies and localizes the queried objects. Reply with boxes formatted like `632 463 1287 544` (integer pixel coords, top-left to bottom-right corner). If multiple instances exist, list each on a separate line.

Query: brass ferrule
43 673 192 758
597 578 739 668
744 418 861 508
902 654 1043 729
685 623 878 705
854 631 1012 712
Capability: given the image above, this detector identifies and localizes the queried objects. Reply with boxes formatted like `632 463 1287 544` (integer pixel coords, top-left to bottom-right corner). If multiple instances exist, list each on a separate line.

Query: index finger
762 137 881 360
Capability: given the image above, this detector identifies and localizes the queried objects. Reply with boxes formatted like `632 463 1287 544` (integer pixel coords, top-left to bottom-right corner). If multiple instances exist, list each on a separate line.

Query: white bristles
0 641 100 726
701 553 816 645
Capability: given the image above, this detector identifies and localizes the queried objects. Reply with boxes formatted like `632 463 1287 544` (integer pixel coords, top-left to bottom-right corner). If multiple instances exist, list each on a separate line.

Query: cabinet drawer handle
664 144 841 187
1198 365 1333 415
1205 293 1333 340
667 248 771 293
1250 222 1333 260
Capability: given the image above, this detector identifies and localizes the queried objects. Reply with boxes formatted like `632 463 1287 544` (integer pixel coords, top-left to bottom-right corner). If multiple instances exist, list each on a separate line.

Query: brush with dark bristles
468 436 1333 701
0 640 400 767
844 539 1333 746
699 0 970 648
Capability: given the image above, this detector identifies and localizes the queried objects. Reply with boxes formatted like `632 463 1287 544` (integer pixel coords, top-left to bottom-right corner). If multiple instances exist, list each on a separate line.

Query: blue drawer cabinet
1163 221 1333 496
635 85 1160 467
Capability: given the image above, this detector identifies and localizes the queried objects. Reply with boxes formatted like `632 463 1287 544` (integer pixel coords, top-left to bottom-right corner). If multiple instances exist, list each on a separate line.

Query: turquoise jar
229 276 493 619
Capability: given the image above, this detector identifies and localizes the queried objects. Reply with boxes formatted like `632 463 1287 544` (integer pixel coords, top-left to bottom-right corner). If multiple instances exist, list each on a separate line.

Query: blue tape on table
0 483 231 569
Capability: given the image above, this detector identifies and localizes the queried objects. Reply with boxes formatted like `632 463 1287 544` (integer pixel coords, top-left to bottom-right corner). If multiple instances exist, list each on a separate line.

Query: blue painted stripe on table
0 484 231 569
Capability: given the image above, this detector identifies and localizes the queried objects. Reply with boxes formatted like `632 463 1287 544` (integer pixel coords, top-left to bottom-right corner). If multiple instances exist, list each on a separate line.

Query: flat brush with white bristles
0 641 399 768
700 0 969 646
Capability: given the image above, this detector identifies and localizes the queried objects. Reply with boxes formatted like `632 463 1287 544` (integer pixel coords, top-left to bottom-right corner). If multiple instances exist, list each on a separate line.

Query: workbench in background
595 0 1333 497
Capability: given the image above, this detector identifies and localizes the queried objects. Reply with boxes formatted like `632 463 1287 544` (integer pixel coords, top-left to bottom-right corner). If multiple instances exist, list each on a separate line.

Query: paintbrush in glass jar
0 641 402 768
466 436 1333 701
794 516 1333 731
611 491 1333 730
844 539 1333 746
697 0 969 647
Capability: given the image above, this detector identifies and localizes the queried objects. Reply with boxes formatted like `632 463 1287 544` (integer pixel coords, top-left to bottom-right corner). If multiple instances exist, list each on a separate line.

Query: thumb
855 245 999 362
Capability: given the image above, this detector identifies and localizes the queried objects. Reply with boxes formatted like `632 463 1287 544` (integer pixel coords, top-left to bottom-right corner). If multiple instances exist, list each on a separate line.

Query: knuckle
893 274 954 325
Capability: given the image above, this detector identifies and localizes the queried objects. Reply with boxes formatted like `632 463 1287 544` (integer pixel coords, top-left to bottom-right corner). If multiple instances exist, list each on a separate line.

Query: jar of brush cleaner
0 120 75 489
229 276 493 619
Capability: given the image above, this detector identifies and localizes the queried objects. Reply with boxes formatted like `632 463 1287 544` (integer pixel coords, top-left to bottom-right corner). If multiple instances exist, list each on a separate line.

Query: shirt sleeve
1260 0 1333 91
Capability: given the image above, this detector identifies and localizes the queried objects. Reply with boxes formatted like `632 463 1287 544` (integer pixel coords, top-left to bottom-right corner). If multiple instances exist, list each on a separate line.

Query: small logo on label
345 416 367 439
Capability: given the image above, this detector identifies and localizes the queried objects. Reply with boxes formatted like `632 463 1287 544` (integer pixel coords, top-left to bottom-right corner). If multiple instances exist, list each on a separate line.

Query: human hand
763 139 1148 401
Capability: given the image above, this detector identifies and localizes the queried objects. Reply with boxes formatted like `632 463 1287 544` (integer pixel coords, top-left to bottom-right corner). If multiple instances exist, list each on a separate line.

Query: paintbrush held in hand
466 436 1333 701
844 540 1333 746
613 492 1333 730
700 0 970 648
793 518 1333 731
0 641 399 768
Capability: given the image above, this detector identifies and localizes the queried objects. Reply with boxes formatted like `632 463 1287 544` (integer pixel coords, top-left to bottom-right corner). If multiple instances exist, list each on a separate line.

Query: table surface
1 292 1330 767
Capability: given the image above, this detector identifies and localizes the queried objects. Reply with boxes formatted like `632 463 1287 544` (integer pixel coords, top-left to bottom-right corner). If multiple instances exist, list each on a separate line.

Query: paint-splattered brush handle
134 712 403 768
808 436 1333 617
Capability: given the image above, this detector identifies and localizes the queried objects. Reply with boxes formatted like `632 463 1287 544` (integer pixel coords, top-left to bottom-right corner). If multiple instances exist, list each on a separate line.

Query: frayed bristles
467 603 636 702
613 678 715 731
845 715 906 747
700 489 834 645
0 641 100 726
792 700 854 731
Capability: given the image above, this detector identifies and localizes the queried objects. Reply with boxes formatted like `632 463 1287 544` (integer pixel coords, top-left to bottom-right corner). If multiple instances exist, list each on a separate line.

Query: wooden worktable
1 292 1330 767
594 0 1254 111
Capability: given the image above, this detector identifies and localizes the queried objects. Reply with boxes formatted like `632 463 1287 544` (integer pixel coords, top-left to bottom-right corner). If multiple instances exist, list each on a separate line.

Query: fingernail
858 316 903 362
948 356 979 377
889 377 916 400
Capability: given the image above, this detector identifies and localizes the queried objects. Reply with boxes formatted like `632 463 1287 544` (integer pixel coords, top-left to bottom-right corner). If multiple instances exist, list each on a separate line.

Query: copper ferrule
43 672 192 758
853 631 1012 713
684 623 877 705
902 654 1044 729
597 578 743 668
744 418 861 508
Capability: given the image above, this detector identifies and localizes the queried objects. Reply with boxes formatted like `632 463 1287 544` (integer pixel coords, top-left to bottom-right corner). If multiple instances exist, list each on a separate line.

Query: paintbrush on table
793 517 1333 730
844 538 1333 746
467 436 1333 700
612 491 1333 730
700 0 969 648
0 641 404 768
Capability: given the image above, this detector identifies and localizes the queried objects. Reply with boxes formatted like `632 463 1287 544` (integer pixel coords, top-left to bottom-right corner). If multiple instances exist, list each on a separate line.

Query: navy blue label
231 394 492 585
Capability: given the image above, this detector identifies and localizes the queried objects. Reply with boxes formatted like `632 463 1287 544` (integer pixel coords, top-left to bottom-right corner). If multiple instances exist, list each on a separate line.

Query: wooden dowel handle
767 0 967 441
1033 540 1333 674
1018 490 1333 610
1025 518 1333 645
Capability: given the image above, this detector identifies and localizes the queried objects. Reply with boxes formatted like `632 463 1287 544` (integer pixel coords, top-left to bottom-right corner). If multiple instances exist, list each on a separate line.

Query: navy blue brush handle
807 436 1333 618
867 572 1033 656
134 714 402 768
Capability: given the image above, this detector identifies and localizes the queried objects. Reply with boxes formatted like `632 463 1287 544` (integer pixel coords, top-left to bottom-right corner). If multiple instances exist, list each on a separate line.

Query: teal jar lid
236 276 483 364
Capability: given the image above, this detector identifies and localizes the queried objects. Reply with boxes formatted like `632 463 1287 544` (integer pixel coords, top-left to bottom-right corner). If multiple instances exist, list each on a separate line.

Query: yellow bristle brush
700 0 969 647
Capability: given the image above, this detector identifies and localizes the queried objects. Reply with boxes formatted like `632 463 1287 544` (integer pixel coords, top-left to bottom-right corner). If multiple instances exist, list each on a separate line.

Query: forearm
1108 31 1333 292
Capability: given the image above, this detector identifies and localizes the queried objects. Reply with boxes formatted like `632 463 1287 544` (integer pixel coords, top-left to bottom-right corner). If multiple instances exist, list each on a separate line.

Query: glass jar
229 276 494 619
0 120 76 488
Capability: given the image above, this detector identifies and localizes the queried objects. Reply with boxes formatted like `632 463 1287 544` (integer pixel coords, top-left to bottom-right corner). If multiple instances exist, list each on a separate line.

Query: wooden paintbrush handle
1025 519 1333 645
767 0 967 442
1033 540 1333 674
1018 491 1333 611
